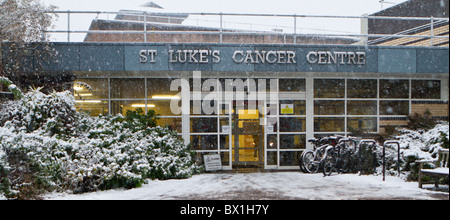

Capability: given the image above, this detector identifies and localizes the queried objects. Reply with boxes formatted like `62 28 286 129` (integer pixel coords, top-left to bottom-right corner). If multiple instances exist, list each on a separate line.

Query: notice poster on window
281 104 294 114
204 154 222 171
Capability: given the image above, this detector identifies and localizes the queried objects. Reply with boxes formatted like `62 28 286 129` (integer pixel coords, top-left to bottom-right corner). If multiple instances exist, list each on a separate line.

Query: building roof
368 0 449 47
114 10 189 24
84 10 359 45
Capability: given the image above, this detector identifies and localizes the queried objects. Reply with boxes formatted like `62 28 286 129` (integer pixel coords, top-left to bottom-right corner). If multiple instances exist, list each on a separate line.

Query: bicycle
321 137 358 176
299 136 345 174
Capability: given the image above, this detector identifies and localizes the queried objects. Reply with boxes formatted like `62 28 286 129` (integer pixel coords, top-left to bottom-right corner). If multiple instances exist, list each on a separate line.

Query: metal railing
45 11 449 46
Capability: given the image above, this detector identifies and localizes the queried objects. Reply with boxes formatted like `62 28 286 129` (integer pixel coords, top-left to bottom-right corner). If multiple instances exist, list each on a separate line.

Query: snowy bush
0 88 199 199
396 122 449 161
0 142 9 197
392 122 449 180
1 76 22 99
1 87 78 137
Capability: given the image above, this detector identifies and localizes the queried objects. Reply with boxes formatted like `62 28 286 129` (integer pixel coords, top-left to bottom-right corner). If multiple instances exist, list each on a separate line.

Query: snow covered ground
45 172 449 200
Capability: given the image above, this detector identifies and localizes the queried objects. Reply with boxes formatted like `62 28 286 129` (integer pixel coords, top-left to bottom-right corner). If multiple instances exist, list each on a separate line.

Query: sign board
203 154 222 171
281 104 294 114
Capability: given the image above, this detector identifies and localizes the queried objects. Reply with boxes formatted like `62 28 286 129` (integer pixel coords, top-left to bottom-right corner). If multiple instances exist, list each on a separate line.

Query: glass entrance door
232 101 264 168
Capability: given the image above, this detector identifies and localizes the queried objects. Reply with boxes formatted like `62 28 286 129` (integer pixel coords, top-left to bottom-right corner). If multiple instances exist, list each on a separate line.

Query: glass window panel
190 117 218 133
280 100 306 115
411 80 441 99
190 100 218 115
347 79 377 98
219 103 232 115
219 118 230 133
266 117 278 133
220 135 230 150
191 78 219 92
148 78 181 98
266 151 278 166
314 117 345 132
380 79 409 99
73 79 108 100
314 100 345 115
76 100 108 116
347 117 378 132
190 135 218 150
279 117 306 132
280 151 302 166
111 100 146 115
347 100 377 115
221 152 230 166
267 134 277 149
149 100 179 116
111 79 145 99
380 101 409 115
314 79 345 98
218 78 258 94
280 134 306 149
158 117 182 133
279 79 305 92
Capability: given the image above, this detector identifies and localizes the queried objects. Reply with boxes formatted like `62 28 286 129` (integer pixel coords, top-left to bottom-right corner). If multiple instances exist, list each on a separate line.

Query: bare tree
0 0 56 42
0 0 59 92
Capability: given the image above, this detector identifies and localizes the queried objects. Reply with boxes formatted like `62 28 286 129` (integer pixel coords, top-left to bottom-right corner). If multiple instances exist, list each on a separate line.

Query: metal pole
144 12 147 43
383 144 386 181
220 13 223 43
293 15 297 44
67 10 71 42
430 16 434 47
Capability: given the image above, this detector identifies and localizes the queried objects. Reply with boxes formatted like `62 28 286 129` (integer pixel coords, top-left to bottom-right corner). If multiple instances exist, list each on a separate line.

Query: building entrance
232 101 264 168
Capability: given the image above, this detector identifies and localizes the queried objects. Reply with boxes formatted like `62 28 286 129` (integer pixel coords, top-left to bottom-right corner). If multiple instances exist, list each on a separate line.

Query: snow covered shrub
70 113 198 193
407 110 436 131
1 76 22 99
1 87 79 137
394 122 449 181
0 142 11 198
0 88 199 199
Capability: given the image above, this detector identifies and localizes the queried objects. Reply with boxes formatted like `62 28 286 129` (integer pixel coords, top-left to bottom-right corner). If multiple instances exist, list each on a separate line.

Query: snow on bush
396 122 449 162
0 88 199 199
386 122 449 180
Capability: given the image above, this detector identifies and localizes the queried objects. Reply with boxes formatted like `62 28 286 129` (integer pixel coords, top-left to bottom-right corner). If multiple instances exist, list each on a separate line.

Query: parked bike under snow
299 136 399 177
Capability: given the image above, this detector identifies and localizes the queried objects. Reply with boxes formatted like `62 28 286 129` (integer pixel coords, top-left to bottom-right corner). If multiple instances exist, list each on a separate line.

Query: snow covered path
46 172 448 200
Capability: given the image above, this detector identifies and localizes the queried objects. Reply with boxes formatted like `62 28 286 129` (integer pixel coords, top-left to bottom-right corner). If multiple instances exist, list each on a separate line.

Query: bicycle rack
358 139 377 154
338 138 358 152
382 141 401 181
357 139 378 174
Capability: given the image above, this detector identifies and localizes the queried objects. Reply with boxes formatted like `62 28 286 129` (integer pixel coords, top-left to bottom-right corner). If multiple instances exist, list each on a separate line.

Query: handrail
45 10 449 46
51 10 450 21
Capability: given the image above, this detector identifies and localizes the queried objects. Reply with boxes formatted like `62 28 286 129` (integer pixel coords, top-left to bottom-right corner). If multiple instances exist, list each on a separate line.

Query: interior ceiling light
151 95 181 100
131 104 156 108
74 93 93 97
76 100 101 103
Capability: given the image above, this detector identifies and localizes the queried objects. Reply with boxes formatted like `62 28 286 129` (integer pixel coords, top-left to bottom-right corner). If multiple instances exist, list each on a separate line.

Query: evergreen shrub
0 87 199 199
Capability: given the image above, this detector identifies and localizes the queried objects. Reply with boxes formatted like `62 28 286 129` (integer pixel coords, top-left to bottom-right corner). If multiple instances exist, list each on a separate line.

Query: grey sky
41 0 409 42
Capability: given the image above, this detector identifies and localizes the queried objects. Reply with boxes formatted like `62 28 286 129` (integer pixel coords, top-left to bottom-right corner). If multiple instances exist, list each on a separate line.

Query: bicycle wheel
301 151 320 174
299 151 307 172
338 151 351 174
321 153 334 176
